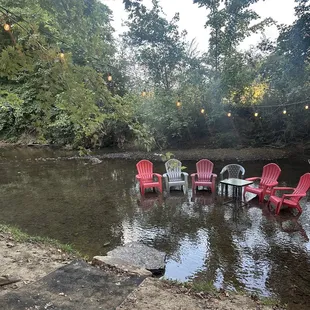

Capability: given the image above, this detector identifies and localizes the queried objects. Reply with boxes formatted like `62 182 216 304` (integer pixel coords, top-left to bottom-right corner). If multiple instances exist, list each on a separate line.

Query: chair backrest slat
165 159 182 181
220 164 245 179
291 173 310 202
196 159 214 181
260 163 281 186
136 160 154 180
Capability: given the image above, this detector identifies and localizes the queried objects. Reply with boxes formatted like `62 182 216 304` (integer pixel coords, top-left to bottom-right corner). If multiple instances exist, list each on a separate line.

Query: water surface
0 148 309 309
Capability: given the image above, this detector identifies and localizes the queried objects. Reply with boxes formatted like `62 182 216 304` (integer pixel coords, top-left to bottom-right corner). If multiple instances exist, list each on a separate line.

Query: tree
124 0 187 90
0 0 154 149
193 0 273 72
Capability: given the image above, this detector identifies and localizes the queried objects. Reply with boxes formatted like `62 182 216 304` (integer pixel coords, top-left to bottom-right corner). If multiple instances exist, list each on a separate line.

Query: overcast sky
101 0 296 51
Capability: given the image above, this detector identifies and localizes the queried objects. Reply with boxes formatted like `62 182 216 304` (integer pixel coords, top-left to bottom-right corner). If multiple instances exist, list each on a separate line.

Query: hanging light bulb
142 89 147 97
227 112 232 117
283 108 287 115
254 112 259 117
200 108 205 114
107 73 112 81
3 23 10 31
59 49 65 59
305 104 309 110
176 100 181 107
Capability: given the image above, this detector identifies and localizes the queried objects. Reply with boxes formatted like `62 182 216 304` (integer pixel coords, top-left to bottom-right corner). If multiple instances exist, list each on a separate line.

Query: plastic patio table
220 178 254 204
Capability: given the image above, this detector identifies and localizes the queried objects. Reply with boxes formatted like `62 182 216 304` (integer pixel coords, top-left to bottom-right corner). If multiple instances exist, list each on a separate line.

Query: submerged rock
89 157 102 164
107 242 166 275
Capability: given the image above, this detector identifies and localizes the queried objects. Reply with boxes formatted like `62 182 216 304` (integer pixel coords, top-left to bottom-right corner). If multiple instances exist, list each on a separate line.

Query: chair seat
269 196 298 208
244 185 263 195
168 180 186 185
168 178 183 182
143 181 161 187
195 181 212 186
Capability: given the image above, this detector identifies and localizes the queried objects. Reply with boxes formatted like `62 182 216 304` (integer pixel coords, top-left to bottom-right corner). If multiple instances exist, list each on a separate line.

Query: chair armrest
181 172 189 181
219 169 226 180
191 173 197 179
211 173 217 181
246 177 261 181
136 175 141 181
163 173 168 178
270 187 294 196
283 193 306 199
264 181 278 187
273 187 295 191
153 173 162 180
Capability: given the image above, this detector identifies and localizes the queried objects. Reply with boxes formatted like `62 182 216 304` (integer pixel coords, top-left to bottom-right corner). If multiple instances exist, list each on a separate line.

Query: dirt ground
117 277 281 310
0 231 284 310
0 231 73 297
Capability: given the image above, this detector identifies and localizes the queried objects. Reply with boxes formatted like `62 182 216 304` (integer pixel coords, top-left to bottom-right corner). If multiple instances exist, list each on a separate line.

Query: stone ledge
92 256 153 277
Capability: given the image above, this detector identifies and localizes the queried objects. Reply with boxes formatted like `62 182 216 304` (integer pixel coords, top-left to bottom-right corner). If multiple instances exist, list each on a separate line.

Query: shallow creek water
0 147 309 309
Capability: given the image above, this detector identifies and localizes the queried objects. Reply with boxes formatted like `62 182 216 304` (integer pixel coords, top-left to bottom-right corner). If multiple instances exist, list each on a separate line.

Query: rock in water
107 242 166 275
89 157 102 164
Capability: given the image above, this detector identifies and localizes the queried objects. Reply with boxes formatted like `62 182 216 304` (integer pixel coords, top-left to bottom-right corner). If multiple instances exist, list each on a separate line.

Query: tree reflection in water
1 151 310 309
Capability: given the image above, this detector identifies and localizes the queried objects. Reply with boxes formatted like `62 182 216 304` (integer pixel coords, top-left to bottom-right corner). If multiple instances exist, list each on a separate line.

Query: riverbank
98 147 297 162
0 140 303 162
0 225 285 309
0 225 76 296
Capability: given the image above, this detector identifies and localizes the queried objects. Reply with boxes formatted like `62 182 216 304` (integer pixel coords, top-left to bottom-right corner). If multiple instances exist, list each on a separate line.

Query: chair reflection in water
191 191 214 206
262 207 309 241
137 193 163 210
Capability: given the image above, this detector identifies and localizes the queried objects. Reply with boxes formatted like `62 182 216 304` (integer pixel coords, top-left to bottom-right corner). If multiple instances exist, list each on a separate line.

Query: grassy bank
0 224 82 257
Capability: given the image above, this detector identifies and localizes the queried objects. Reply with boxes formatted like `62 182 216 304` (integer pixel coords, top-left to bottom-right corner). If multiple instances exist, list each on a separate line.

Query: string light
305 105 309 110
3 23 10 31
107 73 112 82
200 108 205 114
142 89 146 97
254 112 259 117
283 108 287 115
227 112 232 117
59 49 65 59
176 100 181 107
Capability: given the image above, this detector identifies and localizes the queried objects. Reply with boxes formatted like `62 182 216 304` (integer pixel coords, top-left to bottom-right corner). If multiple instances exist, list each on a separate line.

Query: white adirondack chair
163 159 188 194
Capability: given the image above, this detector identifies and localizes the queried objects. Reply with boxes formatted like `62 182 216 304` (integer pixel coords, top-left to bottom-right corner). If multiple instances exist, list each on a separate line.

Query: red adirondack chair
136 160 162 195
191 159 217 193
267 173 310 215
243 163 281 202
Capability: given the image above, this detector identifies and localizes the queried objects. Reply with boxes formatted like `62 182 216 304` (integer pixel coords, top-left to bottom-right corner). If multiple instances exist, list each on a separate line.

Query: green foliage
0 0 155 149
124 0 187 90
1 0 309 150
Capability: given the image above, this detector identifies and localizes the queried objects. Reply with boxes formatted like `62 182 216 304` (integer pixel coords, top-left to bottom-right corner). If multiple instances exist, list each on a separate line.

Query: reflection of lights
254 112 259 117
227 112 232 117
4 23 11 31
176 100 181 107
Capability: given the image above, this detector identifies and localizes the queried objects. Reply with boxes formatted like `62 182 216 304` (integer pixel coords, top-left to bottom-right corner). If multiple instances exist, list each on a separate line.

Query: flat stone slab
0 260 145 310
107 242 166 274
93 256 153 277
